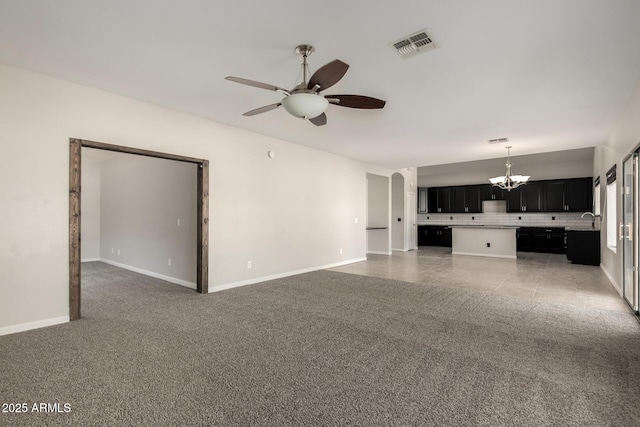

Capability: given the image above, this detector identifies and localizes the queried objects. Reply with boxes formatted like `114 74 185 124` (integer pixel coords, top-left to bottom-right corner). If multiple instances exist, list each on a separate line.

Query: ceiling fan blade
307 60 349 92
243 103 282 116
327 94 386 109
225 76 290 95
309 113 327 126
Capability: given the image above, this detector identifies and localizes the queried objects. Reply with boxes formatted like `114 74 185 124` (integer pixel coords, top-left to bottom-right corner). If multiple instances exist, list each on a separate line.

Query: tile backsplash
417 211 601 229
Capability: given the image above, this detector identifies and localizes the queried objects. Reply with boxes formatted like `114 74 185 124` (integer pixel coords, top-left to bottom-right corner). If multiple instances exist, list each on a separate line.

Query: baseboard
208 257 367 293
453 251 516 259
600 264 622 296
100 258 196 290
81 258 100 263
367 251 392 255
0 316 69 337
392 248 409 252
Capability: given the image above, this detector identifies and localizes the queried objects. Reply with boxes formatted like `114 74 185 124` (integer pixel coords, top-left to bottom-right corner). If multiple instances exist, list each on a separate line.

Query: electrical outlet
177 218 181 227
111 248 114 254
354 217 359 224
247 261 252 269
340 248 343 254
117 249 121 256
168 258 172 266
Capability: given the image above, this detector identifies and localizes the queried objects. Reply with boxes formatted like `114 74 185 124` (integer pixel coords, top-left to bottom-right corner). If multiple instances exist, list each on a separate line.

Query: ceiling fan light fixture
281 93 329 119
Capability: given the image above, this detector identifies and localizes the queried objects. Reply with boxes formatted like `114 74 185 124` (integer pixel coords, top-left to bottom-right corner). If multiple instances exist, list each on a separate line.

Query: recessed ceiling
1 1 639 169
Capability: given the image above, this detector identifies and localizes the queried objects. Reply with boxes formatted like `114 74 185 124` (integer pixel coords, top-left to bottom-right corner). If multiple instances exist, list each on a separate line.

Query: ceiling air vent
390 29 437 59
488 137 509 144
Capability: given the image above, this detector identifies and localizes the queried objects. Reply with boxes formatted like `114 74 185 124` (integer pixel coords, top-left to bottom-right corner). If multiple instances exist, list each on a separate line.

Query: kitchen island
451 226 518 259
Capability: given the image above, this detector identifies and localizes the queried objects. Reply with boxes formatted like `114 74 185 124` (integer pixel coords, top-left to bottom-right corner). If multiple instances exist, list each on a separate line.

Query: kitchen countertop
565 227 600 231
417 224 519 229
448 225 520 229
419 224 600 231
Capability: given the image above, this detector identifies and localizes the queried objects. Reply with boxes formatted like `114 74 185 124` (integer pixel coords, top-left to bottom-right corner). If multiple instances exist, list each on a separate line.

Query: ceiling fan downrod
295 44 315 86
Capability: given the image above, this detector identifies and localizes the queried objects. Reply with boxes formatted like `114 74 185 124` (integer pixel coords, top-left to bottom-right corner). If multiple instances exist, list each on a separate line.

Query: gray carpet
1 262 640 426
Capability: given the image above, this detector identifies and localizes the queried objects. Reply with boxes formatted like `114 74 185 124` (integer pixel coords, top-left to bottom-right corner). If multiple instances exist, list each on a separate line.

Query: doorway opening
366 173 390 255
391 173 405 251
69 138 209 321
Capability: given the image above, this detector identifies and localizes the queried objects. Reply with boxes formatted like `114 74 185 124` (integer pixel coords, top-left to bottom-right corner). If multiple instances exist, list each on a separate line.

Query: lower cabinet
566 230 600 265
418 225 428 246
419 225 452 247
516 228 532 252
517 227 566 254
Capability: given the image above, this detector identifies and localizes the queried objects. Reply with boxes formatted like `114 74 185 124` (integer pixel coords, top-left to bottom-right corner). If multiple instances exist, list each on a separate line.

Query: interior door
407 192 416 250
622 154 638 311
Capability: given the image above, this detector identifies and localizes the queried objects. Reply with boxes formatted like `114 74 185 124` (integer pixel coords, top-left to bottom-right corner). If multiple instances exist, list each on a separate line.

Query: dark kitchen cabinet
566 230 600 265
523 182 544 212
428 187 452 213
417 188 428 213
452 185 482 213
544 180 566 212
418 225 428 246
507 186 523 213
427 177 593 214
424 226 452 247
530 228 566 254
565 178 593 212
481 184 506 201
543 178 593 212
507 182 543 212
516 228 532 251
521 227 566 254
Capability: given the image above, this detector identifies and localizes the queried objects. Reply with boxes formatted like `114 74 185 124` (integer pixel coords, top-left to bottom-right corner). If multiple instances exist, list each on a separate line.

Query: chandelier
489 146 530 191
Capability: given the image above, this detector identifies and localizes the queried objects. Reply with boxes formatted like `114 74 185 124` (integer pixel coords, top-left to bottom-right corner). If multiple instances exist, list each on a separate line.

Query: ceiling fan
225 44 386 126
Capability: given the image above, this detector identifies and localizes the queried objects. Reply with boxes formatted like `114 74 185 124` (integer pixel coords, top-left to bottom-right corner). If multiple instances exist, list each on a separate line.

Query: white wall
80 158 101 261
418 147 594 188
594 145 622 293
100 153 197 285
594 77 640 295
0 63 393 333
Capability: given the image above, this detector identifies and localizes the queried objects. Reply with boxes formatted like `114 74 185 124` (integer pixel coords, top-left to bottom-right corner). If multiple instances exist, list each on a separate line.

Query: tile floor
329 247 631 313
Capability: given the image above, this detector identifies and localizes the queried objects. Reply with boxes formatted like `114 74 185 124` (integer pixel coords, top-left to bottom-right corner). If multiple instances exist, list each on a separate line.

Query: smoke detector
390 29 437 59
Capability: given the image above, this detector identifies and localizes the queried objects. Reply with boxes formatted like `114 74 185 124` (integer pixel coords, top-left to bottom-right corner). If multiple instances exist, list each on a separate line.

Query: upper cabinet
420 177 592 214
427 187 452 213
452 185 482 213
543 180 566 211
507 182 543 212
543 178 593 212
565 178 593 212
417 188 428 213
481 184 506 201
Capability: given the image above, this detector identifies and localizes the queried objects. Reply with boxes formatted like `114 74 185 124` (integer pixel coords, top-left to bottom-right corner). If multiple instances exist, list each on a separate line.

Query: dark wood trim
79 139 205 164
606 164 617 185
69 138 209 321
197 160 209 293
69 139 82 321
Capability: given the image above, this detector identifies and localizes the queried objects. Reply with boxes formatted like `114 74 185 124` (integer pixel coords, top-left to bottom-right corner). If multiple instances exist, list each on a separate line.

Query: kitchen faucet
581 212 596 228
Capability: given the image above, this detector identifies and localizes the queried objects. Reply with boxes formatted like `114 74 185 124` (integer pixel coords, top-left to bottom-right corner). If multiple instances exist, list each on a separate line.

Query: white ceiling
1 1 639 169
